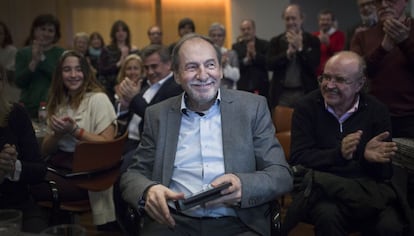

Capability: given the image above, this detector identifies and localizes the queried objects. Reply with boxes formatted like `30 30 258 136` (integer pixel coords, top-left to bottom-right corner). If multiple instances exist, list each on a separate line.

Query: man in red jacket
313 9 345 76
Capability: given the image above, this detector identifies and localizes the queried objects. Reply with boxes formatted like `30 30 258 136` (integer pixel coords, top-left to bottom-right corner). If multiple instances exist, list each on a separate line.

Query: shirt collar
325 95 360 122
180 89 221 116
325 27 336 36
146 72 173 86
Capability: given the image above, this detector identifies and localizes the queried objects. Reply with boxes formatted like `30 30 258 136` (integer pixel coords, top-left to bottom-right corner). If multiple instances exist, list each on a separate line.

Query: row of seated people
0 33 290 234
1 2 414 236
2 33 413 236
0 42 182 232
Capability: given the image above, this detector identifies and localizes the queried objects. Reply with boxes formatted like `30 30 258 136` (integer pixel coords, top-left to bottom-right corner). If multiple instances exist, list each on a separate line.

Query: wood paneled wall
0 0 58 47
0 0 231 50
161 0 231 47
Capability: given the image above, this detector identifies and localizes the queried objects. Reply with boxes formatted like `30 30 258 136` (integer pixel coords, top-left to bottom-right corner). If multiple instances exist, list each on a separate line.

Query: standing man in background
209 23 240 90
313 9 345 76
351 0 414 214
346 0 378 49
168 18 195 55
232 19 270 99
147 25 163 46
267 4 320 109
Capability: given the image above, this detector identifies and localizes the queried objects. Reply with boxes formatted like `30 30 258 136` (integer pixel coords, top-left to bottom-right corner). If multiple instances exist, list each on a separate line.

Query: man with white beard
346 0 378 49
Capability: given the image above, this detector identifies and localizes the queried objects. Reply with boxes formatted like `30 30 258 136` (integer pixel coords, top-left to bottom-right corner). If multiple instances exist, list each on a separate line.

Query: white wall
231 0 290 43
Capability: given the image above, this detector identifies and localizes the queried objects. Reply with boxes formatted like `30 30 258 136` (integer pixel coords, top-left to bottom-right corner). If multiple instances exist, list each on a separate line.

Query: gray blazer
120 89 293 235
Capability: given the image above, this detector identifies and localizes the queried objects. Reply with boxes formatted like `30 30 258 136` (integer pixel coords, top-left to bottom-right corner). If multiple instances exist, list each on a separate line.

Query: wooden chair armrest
47 160 122 179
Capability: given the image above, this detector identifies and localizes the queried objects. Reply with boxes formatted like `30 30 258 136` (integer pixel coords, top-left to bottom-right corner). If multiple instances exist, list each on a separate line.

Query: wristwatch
137 195 146 216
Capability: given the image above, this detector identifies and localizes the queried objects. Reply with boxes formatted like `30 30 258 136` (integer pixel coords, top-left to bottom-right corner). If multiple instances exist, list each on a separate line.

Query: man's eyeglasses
210 33 224 38
149 32 162 36
318 74 355 85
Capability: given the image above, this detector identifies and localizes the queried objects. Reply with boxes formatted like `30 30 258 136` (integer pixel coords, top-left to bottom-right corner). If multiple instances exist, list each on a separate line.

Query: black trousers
308 199 404 236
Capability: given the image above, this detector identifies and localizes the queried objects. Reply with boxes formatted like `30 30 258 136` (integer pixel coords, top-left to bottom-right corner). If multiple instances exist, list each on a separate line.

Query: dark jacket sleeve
99 46 121 76
296 33 320 93
129 78 183 133
289 95 345 169
9 104 46 184
290 92 392 180
266 34 290 73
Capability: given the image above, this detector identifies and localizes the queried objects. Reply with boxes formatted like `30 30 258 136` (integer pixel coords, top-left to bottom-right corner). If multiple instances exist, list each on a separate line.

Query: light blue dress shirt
169 90 237 217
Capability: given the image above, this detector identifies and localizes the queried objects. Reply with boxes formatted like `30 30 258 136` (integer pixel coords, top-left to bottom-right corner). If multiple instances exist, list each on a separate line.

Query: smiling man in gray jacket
120 34 292 236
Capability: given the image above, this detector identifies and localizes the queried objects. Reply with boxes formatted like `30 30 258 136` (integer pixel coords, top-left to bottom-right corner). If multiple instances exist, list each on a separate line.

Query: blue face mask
88 47 102 57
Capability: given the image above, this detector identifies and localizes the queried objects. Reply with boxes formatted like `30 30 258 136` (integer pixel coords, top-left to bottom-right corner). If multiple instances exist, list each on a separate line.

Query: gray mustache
323 87 340 94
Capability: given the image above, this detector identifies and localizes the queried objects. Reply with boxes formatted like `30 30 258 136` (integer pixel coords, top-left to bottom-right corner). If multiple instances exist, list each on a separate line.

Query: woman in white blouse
41 50 118 231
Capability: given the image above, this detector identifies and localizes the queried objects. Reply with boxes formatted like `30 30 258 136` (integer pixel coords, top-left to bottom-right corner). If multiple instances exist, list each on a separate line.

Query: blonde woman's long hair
47 50 104 119
116 54 145 84
0 64 11 127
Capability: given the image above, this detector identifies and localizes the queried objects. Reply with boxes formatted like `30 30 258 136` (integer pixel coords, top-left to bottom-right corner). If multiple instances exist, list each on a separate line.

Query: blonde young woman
40 50 118 230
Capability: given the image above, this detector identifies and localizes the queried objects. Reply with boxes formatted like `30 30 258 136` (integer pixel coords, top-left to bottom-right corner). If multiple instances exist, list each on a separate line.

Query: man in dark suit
267 4 320 109
120 34 292 235
232 19 270 99
118 44 183 155
128 45 183 141
114 44 182 235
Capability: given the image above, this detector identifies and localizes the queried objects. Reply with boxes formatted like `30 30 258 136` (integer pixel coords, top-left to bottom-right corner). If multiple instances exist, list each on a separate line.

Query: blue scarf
88 47 101 57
